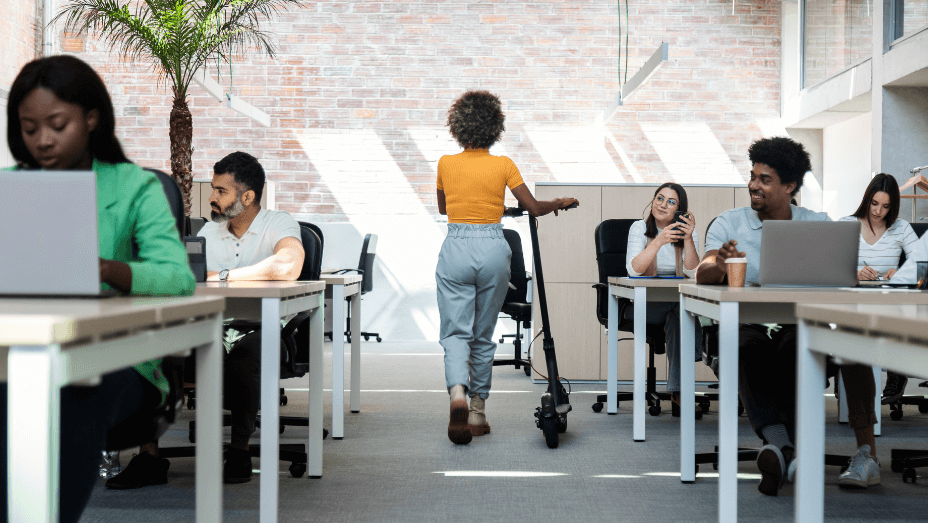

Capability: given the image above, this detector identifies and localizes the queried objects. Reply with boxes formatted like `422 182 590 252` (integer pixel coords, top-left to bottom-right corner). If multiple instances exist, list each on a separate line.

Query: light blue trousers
436 223 512 399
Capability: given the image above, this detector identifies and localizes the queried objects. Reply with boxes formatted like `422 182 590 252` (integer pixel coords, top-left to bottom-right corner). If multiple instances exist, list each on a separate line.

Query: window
892 0 928 42
802 0 873 89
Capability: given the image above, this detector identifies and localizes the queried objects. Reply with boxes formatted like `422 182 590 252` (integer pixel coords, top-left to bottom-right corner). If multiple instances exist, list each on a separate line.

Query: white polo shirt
199 207 301 272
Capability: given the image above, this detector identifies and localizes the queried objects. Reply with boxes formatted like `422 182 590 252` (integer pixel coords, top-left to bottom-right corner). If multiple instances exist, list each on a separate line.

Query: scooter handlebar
503 206 526 217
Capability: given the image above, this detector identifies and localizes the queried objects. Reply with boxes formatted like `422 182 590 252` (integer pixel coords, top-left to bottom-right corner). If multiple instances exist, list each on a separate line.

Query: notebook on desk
0 170 116 297
757 221 859 287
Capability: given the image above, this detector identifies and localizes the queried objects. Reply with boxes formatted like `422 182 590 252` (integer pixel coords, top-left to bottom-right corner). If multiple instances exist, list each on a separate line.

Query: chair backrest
503 229 529 304
900 222 928 265
594 219 636 325
187 216 207 236
145 168 185 238
298 223 323 281
302 222 324 255
357 233 378 294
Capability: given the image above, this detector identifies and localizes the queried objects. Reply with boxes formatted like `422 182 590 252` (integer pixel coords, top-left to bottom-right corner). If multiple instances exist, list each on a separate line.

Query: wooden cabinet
532 183 746 381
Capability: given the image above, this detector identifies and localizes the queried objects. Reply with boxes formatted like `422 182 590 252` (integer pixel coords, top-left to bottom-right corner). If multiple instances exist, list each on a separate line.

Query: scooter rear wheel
542 417 559 448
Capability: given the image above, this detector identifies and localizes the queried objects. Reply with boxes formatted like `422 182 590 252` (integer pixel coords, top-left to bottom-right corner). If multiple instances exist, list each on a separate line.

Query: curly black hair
214 151 265 202
446 91 505 149
747 137 811 196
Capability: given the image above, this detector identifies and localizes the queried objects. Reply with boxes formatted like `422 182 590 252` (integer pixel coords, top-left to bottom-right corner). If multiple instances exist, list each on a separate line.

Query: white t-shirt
199 208 301 272
838 216 918 277
625 219 699 278
893 232 928 284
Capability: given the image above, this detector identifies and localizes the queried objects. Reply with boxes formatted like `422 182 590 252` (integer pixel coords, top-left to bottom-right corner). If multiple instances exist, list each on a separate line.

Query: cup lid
727 258 747 263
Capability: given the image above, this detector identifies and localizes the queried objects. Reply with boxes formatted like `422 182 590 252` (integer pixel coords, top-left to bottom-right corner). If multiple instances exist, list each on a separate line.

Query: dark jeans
0 369 160 523
738 324 799 441
185 330 262 448
623 302 703 392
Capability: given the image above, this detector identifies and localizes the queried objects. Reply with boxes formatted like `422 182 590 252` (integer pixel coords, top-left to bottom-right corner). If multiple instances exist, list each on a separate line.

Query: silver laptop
0 170 106 296
758 221 859 287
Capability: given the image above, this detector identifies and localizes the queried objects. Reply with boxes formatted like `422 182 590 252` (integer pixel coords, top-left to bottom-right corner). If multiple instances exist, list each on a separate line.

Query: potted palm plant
53 0 304 214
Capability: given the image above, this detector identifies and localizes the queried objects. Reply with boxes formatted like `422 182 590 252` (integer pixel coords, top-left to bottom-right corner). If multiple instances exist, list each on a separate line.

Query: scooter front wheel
542 417 559 448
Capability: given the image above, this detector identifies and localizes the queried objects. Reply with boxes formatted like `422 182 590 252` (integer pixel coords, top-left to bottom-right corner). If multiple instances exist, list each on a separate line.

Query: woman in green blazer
2 55 195 523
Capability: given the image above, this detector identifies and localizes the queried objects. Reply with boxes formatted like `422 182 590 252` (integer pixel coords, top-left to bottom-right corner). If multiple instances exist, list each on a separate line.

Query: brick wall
0 0 39 91
48 0 782 223
803 0 872 88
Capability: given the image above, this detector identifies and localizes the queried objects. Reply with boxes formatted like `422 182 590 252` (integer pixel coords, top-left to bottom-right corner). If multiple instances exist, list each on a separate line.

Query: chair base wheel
592 402 604 413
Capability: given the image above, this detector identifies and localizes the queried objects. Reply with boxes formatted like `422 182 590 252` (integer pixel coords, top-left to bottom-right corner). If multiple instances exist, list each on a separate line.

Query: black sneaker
757 444 791 496
223 447 253 484
104 452 169 489
882 372 908 405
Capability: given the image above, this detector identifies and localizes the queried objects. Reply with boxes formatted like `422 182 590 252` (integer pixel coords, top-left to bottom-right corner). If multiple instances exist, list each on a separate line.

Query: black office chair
494 229 532 375
160 224 326 478
106 169 187 450
885 222 928 421
328 233 382 342
589 219 686 417
301 222 324 260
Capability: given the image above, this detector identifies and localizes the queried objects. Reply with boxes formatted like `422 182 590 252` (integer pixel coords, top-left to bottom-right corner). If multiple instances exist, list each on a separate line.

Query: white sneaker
838 445 880 489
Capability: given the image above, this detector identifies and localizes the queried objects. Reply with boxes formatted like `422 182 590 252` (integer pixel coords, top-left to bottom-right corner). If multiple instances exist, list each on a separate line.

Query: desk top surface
0 296 225 345
319 274 362 285
196 281 325 298
796 303 928 340
609 277 692 288
679 284 928 305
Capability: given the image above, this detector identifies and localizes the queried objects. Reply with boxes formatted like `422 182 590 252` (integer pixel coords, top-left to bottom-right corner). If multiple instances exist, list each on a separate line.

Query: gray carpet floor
80 341 928 522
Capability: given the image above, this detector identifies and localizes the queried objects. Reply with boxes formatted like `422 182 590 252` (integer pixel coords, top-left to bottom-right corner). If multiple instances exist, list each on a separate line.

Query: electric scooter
504 202 578 449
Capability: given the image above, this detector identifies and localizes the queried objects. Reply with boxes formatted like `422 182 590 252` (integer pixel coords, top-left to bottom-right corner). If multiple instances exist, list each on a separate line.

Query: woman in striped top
840 173 919 408
839 173 918 281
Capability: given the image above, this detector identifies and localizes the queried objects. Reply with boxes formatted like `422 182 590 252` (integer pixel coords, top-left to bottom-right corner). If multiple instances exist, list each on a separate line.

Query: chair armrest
592 283 606 290
282 310 314 339
525 272 532 281
333 268 364 275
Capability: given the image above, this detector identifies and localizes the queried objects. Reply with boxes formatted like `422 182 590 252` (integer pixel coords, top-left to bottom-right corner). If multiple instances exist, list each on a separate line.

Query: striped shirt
838 216 919 277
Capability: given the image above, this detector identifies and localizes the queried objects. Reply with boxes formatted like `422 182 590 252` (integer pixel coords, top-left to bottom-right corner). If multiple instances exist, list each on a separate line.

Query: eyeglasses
654 195 678 208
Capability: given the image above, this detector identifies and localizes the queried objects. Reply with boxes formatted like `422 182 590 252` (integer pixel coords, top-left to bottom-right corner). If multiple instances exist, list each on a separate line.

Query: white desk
678 285 928 522
608 277 687 441
196 281 324 523
320 274 363 439
795 303 928 523
1 296 226 523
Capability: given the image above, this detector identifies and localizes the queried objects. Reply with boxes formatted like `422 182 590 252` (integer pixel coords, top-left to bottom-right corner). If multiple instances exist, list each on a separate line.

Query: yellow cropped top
436 149 525 224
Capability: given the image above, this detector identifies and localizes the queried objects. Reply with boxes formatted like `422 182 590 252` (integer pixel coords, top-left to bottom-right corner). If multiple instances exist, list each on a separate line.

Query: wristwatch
219 269 230 281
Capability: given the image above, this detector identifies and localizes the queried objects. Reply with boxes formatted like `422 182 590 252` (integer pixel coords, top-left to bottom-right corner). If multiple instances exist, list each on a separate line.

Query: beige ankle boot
468 396 491 436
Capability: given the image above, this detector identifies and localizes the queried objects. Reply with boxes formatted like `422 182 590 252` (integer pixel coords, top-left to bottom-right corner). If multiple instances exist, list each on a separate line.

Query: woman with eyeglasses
625 183 703 416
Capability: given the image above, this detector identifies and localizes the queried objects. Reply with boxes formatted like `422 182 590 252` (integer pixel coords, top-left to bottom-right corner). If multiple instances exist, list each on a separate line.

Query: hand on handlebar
553 198 580 216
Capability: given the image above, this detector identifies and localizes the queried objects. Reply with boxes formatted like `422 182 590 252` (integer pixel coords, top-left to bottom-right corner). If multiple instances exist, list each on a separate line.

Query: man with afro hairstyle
696 137 836 496
436 90 577 444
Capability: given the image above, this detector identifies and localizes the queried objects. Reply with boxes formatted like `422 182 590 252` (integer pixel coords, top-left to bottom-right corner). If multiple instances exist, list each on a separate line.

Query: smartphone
672 211 690 225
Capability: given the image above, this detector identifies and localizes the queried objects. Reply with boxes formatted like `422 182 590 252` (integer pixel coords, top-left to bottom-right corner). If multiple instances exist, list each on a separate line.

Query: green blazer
5 159 196 404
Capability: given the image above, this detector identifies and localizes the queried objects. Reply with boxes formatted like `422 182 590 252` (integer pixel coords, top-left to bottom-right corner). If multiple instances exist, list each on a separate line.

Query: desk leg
332 285 346 439
308 295 324 478
260 298 282 523
607 291 619 415
633 287 646 441
795 320 826 523
680 296 696 483
718 301 739 523
873 366 881 437
350 290 361 414
196 315 224 523
9 344 60 523
837 371 848 423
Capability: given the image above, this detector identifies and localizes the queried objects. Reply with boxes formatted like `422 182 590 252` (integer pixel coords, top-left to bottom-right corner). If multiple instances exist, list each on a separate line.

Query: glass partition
894 0 928 41
803 0 873 88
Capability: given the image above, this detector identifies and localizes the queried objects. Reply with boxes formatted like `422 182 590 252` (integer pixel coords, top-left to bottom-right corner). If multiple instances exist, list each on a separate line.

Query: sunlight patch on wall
639 122 743 184
296 129 446 339
526 129 625 183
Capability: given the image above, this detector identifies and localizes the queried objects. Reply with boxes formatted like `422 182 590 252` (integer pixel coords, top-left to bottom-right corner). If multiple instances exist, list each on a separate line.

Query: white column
196 315 224 523
633 286 647 441
260 298 282 523
795 321 826 523
606 290 619 414
679 295 696 483
837 370 849 423
9 344 59 523
332 285 346 439
717 301 739 523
